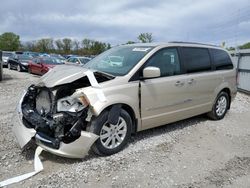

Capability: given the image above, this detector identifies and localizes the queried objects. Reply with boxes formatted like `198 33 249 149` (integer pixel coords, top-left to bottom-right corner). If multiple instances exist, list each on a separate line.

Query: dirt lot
0 69 250 188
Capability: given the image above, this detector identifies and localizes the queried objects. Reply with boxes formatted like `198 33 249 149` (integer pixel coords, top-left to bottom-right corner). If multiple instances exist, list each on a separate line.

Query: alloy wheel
100 117 127 149
215 95 227 117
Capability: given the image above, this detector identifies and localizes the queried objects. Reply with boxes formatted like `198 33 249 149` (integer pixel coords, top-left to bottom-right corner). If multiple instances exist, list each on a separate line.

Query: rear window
182 47 211 73
211 49 233 70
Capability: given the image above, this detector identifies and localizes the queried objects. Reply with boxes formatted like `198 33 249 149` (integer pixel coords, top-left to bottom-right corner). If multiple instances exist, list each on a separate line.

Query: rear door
140 48 191 130
180 47 219 114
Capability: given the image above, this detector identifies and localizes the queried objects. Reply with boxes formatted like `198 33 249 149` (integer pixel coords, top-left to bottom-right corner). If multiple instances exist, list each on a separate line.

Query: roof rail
169 41 219 47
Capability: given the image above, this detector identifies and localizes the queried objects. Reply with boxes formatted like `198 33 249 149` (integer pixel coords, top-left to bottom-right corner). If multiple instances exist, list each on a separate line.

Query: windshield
43 58 63 64
19 55 33 60
84 46 153 76
51 54 65 60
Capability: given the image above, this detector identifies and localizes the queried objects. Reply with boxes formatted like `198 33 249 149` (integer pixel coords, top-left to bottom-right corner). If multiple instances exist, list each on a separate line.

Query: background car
28 57 63 75
7 54 33 72
65 56 91 65
2 51 14 67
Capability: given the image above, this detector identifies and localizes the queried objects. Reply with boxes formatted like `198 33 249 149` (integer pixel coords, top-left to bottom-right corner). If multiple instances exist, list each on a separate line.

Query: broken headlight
57 96 88 113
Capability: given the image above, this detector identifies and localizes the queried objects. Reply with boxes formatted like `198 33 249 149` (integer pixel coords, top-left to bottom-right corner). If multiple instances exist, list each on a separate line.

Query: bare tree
55 39 64 52
73 40 81 54
62 38 72 54
36 38 54 53
137 33 153 43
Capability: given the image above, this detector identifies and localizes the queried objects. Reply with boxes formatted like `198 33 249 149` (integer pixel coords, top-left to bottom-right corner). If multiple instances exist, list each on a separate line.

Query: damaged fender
108 104 122 125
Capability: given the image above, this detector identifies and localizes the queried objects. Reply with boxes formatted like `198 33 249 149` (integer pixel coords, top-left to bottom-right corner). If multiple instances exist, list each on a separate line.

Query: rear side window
211 49 233 70
182 47 211 73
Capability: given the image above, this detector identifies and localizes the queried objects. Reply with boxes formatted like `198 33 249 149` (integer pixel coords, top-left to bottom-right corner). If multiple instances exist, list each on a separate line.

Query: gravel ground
0 69 250 188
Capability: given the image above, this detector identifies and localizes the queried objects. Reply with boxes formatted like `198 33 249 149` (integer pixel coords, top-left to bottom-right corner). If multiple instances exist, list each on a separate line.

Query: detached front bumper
12 101 99 158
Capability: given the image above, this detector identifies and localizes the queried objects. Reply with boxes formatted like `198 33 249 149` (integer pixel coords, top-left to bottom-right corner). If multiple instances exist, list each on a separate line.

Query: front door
140 48 191 130
31 59 41 74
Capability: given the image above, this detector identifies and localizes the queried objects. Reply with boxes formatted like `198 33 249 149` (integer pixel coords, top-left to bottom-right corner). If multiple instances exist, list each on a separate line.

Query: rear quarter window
210 49 233 70
182 47 211 73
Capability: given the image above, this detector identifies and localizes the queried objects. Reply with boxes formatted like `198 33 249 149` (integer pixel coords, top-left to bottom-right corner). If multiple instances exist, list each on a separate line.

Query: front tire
208 91 229 120
17 64 22 72
8 63 11 70
28 67 32 74
89 109 132 156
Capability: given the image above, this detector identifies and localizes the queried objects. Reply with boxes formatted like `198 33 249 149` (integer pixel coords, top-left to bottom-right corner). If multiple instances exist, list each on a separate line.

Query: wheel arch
220 88 231 109
94 103 138 134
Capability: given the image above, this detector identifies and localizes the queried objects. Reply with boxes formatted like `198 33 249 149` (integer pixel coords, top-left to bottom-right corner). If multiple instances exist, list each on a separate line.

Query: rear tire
208 91 229 120
28 67 32 74
89 109 132 156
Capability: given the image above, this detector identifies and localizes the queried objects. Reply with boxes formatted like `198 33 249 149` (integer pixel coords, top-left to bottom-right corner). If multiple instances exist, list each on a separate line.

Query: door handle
188 79 194 84
175 81 184 86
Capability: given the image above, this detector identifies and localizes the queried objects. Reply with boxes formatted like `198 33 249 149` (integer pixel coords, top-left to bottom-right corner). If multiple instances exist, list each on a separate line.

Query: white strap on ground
0 146 44 187
85 70 106 102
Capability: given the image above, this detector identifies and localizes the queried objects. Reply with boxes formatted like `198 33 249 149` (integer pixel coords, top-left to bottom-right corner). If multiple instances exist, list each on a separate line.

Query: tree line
21 38 112 55
0 32 154 56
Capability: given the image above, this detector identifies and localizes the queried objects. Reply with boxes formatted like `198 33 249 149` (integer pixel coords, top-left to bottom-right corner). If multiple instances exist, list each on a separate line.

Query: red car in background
28 57 63 75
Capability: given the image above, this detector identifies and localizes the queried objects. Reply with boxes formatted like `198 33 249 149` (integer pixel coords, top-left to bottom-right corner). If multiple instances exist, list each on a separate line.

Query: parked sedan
28 57 63 75
65 56 91 66
2 51 14 67
7 54 33 71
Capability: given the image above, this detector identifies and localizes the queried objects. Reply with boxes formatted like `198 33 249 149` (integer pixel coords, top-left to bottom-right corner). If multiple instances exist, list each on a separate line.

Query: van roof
125 42 223 50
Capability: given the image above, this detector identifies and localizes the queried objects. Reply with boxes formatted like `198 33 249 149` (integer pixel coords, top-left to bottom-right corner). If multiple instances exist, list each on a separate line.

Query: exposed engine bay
20 72 113 150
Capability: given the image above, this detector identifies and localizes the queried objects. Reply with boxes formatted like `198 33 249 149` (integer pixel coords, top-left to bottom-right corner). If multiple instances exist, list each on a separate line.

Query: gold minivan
13 42 237 158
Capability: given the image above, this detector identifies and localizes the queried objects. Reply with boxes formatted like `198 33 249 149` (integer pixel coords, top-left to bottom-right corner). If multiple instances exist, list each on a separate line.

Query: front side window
145 48 181 77
182 47 211 73
79 58 90 64
85 46 153 76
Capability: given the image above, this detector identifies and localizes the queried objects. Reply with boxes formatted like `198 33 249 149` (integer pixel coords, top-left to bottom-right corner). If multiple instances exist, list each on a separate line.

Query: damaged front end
13 67 112 158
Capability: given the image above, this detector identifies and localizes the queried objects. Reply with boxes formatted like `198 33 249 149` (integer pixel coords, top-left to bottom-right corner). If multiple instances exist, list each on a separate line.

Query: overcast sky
0 0 249 47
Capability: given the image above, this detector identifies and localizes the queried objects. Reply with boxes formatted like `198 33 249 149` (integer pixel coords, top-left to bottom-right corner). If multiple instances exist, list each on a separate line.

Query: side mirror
143 66 161 79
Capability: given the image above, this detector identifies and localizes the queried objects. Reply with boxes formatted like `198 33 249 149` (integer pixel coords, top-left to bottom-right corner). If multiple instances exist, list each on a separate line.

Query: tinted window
182 47 211 73
146 48 181 77
79 58 90 64
211 49 233 70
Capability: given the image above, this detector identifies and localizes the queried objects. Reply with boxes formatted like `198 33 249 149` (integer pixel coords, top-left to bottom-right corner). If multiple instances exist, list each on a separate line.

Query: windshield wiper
94 71 115 80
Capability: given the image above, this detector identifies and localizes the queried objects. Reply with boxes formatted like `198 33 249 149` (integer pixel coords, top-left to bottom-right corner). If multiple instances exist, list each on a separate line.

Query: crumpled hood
37 65 89 88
